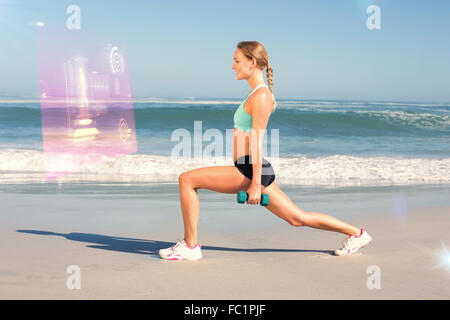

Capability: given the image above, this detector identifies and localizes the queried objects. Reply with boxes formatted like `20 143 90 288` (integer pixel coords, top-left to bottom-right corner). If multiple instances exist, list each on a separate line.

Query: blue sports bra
233 83 268 132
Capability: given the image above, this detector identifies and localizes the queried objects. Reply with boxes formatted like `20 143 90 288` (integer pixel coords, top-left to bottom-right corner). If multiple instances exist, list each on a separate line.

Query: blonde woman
159 41 372 261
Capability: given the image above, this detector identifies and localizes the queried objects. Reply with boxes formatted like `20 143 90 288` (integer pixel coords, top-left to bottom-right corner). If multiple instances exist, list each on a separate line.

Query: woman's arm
249 91 273 186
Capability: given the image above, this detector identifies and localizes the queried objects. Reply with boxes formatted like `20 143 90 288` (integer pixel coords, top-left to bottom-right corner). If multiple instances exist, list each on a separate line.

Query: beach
1 181 449 299
1 98 449 300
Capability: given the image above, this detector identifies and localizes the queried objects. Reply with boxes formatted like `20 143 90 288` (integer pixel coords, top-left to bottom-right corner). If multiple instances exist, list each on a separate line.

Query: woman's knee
178 171 192 186
284 209 311 227
293 210 316 227
287 215 305 227
179 171 201 191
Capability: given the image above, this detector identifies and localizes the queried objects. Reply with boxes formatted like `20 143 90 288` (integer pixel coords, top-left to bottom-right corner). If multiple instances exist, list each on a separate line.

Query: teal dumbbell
237 190 270 206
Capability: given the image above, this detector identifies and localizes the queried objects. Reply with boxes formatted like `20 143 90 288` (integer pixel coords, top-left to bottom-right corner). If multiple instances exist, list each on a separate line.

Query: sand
0 182 449 299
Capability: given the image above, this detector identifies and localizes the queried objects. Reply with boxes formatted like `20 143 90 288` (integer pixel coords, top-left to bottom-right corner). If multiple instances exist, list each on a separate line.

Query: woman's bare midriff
233 127 251 162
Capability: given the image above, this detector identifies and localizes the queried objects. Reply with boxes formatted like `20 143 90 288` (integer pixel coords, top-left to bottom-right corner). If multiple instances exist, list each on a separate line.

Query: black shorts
234 155 276 188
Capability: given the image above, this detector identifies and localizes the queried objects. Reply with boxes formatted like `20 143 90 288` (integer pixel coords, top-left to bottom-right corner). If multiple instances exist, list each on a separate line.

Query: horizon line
0 95 449 105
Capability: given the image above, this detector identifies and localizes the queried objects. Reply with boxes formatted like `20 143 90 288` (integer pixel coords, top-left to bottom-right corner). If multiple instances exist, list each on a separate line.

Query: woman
159 41 372 261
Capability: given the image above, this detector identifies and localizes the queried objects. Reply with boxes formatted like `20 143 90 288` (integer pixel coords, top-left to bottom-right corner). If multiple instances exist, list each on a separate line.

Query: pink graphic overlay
36 28 137 181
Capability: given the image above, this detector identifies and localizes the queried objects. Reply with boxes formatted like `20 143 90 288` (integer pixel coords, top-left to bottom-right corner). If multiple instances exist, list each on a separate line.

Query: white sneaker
334 229 372 256
159 240 203 261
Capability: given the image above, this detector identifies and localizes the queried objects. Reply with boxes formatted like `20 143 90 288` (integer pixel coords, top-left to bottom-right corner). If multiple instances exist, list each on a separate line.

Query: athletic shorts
234 155 276 188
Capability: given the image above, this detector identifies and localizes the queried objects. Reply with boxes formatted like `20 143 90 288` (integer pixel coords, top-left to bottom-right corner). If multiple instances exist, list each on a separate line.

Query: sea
0 97 449 192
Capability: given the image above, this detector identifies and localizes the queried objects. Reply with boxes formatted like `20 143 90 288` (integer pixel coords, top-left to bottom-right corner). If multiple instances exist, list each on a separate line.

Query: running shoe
159 240 202 261
334 229 372 256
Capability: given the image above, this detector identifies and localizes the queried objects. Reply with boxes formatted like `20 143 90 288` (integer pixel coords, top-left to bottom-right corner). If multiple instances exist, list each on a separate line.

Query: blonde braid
266 64 277 112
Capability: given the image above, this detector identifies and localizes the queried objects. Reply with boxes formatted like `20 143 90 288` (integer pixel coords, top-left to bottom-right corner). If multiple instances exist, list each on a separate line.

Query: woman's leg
263 181 361 235
178 166 252 247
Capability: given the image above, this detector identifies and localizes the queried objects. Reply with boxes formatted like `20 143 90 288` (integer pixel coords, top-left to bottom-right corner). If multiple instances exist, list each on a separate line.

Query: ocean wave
0 148 449 187
2 104 448 133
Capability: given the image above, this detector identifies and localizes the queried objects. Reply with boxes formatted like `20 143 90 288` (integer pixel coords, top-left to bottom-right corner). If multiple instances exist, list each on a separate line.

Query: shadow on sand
16 230 334 257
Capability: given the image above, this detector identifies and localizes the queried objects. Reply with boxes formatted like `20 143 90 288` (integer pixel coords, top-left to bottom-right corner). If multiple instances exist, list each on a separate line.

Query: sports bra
233 83 268 132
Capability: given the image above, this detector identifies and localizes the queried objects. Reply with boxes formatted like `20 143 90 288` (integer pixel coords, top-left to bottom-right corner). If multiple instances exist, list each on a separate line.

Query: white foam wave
352 110 450 129
275 107 449 128
0 149 449 187
0 100 41 104
133 98 240 105
0 98 241 105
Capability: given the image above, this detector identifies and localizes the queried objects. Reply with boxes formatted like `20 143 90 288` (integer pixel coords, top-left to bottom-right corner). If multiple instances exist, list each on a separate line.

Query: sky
0 0 449 103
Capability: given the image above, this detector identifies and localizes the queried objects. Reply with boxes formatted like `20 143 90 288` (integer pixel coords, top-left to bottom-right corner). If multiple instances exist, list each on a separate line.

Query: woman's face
232 49 255 80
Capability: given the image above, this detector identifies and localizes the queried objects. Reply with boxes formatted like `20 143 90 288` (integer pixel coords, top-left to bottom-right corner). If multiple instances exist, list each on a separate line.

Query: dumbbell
237 190 270 206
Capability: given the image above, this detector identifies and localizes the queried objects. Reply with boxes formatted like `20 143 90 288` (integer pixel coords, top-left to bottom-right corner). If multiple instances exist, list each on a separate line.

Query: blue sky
0 0 449 102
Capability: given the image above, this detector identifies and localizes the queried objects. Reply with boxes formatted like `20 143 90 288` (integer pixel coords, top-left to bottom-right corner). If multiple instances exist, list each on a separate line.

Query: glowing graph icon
37 28 137 181
110 46 125 74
